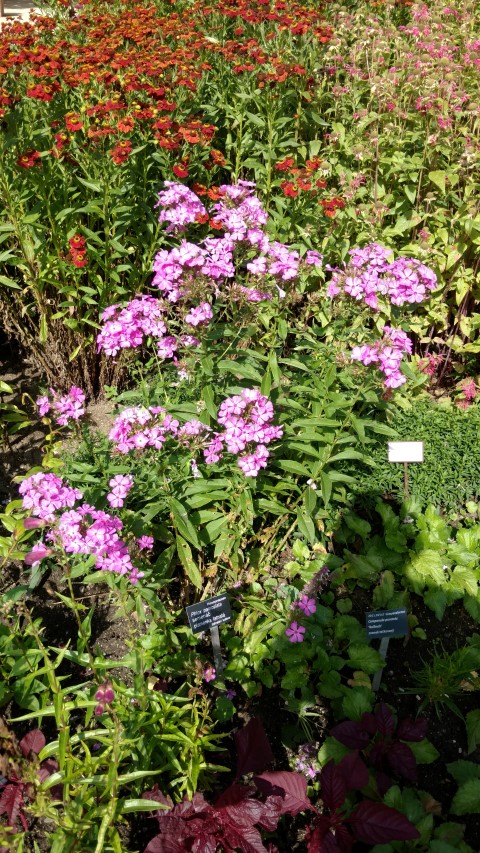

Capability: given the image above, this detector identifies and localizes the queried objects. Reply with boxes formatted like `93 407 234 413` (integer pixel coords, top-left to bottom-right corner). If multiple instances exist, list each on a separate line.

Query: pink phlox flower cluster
155 181 206 233
237 286 272 303
295 743 319 779
184 301 213 327
327 243 437 310
177 418 209 443
97 296 167 357
351 326 413 388
109 392 281 478
109 406 179 454
305 250 324 267
211 181 268 241
36 386 86 426
152 238 235 302
19 472 83 522
137 535 154 551
157 335 178 360
107 474 134 508
205 388 283 477
51 503 143 583
246 242 300 282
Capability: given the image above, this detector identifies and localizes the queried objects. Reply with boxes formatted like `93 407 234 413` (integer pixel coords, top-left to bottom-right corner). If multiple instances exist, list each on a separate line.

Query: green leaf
216 359 262 381
466 709 480 755
320 470 332 506
428 170 446 194
202 385 217 420
77 176 103 193
120 799 168 814
317 736 349 767
346 644 385 674
214 696 236 722
450 567 478 597
405 550 446 591
450 779 480 815
277 459 312 477
296 509 315 544
341 687 374 720
407 739 439 765
447 759 480 785
176 535 202 589
169 498 200 548
423 589 447 621
429 841 462 853
0 275 21 289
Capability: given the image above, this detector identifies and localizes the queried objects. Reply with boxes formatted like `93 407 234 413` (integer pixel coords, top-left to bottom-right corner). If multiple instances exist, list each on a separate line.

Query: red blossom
173 162 189 178
281 181 298 198
17 150 41 169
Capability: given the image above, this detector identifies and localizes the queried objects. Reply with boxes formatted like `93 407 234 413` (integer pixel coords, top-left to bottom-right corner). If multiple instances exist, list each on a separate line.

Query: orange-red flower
17 150 41 169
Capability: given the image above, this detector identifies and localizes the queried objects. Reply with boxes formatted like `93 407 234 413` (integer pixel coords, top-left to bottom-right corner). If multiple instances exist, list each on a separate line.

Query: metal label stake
372 636 390 692
210 625 224 674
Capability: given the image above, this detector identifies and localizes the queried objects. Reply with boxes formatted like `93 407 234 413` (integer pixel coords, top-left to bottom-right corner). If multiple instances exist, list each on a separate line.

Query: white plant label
388 441 424 463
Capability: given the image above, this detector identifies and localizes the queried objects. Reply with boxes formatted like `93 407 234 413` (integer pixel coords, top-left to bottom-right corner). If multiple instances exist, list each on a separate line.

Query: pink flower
36 396 51 416
137 535 154 551
184 302 213 327
204 665 216 683
297 595 316 616
285 621 306 643
107 474 134 508
24 543 53 566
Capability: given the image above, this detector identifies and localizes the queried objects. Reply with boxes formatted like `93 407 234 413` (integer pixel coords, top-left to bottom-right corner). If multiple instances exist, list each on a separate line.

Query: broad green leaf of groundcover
346 644 385 674
423 589 448 621
407 739 439 764
448 566 478 597
344 550 383 581
450 779 480 815
466 710 480 754
341 686 374 720
446 759 480 785
404 550 447 591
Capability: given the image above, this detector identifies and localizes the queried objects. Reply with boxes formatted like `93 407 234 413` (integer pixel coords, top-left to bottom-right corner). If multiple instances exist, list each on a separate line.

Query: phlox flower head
285 621 306 643
106 474 134 508
351 326 412 389
36 386 86 426
97 296 167 357
19 472 83 521
327 242 436 310
184 302 213 327
155 181 206 233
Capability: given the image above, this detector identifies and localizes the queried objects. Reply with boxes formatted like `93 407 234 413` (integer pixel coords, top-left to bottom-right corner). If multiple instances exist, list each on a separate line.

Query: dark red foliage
19 729 46 758
305 760 419 852
349 801 420 845
0 784 26 830
235 718 274 777
253 771 314 816
143 784 285 853
330 703 429 791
